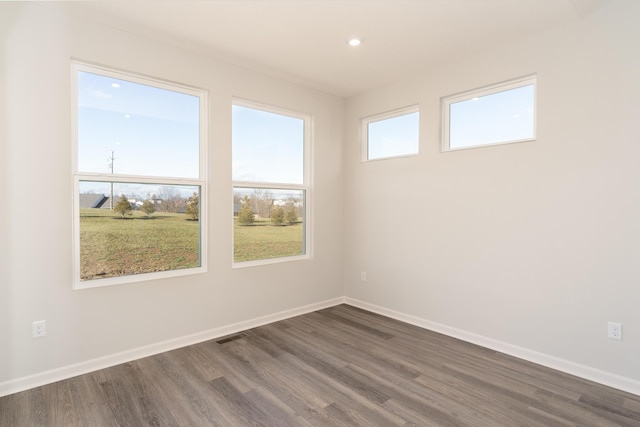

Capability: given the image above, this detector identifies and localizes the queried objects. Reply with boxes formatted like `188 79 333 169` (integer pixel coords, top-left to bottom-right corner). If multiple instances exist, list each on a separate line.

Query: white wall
343 0 640 389
0 3 344 391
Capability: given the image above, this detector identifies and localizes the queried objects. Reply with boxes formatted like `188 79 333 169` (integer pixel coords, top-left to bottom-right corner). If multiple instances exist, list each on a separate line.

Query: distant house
128 199 144 210
79 194 110 209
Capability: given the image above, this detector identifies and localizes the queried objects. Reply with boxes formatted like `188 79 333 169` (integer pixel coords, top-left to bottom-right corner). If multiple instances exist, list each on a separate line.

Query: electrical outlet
608 321 622 340
32 320 46 338
360 271 367 282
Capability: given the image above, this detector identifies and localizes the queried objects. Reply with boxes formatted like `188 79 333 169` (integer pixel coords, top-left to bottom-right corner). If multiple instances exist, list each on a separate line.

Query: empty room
1 0 639 425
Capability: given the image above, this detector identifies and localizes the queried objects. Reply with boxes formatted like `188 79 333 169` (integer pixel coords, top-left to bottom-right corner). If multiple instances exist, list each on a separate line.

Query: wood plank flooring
2 304 640 426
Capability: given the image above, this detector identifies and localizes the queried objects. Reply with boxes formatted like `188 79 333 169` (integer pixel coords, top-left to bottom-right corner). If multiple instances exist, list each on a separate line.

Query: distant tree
237 196 255 225
157 185 179 213
285 208 297 224
113 194 132 218
141 199 156 217
271 206 285 226
185 192 199 221
252 188 275 218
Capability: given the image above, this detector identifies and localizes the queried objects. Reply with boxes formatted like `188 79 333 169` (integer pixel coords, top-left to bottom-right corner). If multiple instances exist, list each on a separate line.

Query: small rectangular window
72 62 207 288
362 106 419 161
232 101 311 266
442 75 536 151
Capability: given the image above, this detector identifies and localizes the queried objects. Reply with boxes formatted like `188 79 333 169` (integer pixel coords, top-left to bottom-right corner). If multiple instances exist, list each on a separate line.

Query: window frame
441 75 537 152
231 98 312 268
71 61 208 289
361 105 420 162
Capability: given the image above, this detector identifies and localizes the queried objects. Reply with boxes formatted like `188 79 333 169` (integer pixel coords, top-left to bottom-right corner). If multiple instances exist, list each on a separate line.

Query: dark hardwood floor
2 304 640 426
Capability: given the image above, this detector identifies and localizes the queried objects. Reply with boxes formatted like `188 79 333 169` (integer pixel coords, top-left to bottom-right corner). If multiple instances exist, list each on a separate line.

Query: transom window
232 100 311 266
442 75 536 151
362 106 419 161
72 62 207 288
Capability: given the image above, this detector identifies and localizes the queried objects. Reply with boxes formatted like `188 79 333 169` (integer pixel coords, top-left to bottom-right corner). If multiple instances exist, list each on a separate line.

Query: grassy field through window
79 208 200 281
234 218 304 263
79 209 304 279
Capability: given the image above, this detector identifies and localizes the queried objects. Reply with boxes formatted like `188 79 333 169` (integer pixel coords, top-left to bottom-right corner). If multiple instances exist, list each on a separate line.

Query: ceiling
51 0 607 98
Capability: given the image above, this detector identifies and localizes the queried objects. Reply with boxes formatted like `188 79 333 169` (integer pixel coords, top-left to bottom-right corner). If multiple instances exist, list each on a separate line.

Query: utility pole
107 149 115 209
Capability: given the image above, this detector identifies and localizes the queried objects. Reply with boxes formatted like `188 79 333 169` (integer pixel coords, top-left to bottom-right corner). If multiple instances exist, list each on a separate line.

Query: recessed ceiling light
348 38 362 47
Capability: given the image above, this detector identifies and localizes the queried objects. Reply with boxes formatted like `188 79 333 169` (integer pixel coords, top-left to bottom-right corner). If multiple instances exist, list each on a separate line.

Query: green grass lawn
79 209 304 280
233 218 304 263
80 208 200 280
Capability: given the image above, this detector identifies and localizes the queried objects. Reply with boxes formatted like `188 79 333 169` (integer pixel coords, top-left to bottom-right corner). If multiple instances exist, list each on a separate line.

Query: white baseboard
344 297 640 397
0 297 346 398
3 296 638 398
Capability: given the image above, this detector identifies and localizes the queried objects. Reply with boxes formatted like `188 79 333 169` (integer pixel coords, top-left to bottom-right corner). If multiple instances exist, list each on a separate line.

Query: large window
72 62 207 288
362 106 419 161
232 100 311 266
442 75 536 151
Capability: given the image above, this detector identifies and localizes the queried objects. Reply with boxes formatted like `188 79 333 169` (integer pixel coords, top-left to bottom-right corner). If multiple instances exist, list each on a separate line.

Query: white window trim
231 98 312 268
361 104 420 162
71 61 208 289
441 74 537 152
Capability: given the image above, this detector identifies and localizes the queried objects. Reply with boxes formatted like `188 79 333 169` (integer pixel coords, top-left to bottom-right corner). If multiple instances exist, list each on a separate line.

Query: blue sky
232 105 304 185
368 111 419 160
450 84 535 149
77 71 200 179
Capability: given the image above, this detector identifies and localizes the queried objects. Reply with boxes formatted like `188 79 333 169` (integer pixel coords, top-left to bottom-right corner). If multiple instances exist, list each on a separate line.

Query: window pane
79 181 200 281
367 111 419 160
77 71 200 178
449 84 535 150
233 187 305 263
232 105 304 184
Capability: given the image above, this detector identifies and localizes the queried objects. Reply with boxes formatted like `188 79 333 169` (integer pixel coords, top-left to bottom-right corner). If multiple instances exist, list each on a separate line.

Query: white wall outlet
608 321 622 340
32 320 46 338
360 271 367 282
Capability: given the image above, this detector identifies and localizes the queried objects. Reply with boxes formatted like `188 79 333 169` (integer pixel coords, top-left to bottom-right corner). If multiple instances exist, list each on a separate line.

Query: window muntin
442 75 536 151
362 106 419 161
232 101 310 266
72 62 207 288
